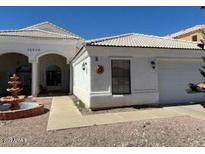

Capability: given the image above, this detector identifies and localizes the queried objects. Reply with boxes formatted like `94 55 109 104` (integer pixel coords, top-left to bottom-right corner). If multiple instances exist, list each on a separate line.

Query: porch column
32 61 39 97
69 63 73 95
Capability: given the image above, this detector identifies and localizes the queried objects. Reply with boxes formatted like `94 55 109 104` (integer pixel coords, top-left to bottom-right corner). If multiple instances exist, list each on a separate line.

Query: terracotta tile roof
0 29 78 39
86 33 202 50
0 22 81 40
22 21 82 39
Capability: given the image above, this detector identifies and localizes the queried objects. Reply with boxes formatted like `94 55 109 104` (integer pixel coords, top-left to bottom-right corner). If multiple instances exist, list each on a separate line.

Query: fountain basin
0 102 44 120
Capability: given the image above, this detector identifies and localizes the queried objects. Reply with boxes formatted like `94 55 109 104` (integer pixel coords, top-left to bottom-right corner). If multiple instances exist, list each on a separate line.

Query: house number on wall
27 48 41 52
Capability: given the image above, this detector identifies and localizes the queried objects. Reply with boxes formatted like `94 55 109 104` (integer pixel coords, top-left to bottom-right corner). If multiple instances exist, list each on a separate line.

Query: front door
46 65 62 91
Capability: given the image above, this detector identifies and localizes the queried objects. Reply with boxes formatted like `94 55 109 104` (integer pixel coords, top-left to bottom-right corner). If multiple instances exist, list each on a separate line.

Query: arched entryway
38 54 69 95
0 53 31 96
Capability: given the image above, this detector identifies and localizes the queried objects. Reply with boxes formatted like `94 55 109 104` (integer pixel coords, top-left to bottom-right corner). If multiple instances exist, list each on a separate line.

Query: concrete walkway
47 96 90 130
47 96 205 130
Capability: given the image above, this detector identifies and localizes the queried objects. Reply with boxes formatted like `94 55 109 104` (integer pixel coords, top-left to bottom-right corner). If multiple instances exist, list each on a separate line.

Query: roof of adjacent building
86 33 203 50
166 24 205 38
0 21 81 40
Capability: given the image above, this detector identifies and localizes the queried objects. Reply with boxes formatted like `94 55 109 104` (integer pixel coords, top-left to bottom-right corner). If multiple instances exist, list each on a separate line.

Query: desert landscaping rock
1 97 205 147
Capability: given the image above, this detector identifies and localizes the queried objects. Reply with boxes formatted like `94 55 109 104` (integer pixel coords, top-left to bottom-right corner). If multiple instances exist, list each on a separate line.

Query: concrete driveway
165 104 205 120
47 96 205 130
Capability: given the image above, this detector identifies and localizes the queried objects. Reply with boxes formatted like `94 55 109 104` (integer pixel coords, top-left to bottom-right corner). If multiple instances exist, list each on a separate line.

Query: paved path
47 96 90 130
47 96 205 130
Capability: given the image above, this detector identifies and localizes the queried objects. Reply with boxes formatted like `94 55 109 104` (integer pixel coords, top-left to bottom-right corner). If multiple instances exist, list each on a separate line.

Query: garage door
158 59 205 105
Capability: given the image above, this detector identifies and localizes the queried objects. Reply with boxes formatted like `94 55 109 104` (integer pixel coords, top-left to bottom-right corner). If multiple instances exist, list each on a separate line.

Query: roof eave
0 35 79 40
86 43 202 51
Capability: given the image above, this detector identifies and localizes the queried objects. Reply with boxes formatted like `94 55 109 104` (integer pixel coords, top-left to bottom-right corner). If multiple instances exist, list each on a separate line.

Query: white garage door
158 59 205 105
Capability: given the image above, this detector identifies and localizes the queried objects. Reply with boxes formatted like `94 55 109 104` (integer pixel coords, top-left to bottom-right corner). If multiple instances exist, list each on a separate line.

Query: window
111 60 131 94
192 35 197 42
46 65 61 86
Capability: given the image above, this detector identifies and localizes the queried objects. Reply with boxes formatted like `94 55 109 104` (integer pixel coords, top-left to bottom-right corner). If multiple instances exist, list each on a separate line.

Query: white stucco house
0 22 84 97
1 21 205 109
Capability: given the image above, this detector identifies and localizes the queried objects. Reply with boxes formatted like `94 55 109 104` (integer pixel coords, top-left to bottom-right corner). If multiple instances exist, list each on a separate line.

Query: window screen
111 60 131 94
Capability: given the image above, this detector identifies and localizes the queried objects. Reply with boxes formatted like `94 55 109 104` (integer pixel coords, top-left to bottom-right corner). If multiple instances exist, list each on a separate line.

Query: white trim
71 47 87 64
35 50 68 62
0 49 29 57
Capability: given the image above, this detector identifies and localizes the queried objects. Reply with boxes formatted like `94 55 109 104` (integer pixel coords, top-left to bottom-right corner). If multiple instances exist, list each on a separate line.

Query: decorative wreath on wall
96 65 104 74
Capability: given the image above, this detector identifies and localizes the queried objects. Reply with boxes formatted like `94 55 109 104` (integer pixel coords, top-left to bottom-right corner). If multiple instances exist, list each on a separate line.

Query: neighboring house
0 22 205 109
166 25 205 43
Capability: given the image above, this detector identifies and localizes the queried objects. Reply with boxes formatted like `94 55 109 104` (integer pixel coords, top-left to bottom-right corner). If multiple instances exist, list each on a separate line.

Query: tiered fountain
0 74 44 120
0 74 26 110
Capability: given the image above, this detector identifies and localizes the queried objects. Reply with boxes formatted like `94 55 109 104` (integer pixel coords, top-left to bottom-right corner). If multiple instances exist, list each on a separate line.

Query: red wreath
96 65 104 74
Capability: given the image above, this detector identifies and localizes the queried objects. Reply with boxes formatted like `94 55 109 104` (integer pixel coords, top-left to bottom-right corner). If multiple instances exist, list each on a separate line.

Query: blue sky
0 6 205 39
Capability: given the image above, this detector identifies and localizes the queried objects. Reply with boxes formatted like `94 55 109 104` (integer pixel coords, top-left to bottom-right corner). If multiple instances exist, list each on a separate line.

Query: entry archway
0 53 31 96
38 53 69 94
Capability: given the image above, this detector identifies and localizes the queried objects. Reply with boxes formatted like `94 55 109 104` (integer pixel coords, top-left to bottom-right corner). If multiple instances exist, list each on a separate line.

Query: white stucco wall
0 36 82 96
0 37 79 62
72 48 91 107
89 55 158 108
83 46 205 109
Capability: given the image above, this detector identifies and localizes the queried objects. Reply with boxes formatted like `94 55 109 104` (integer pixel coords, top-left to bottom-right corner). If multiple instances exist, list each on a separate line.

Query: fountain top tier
8 74 20 88
6 74 22 98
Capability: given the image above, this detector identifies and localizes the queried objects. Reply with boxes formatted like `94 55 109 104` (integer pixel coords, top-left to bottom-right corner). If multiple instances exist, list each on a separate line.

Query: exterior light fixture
150 61 156 69
82 62 87 70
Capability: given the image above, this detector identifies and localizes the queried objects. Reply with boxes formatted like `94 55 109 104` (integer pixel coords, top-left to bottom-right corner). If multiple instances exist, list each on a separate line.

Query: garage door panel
158 59 205 104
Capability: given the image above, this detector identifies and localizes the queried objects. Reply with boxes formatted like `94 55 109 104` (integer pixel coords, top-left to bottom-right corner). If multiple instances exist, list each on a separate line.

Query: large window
46 65 62 86
111 60 131 94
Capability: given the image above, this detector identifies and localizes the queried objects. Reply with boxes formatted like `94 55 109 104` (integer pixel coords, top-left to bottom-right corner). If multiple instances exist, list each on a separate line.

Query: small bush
75 100 86 109
72 97 86 111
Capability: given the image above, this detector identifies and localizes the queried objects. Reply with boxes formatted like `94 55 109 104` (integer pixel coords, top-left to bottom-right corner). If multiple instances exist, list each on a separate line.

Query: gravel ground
1 98 205 147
